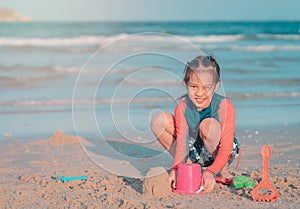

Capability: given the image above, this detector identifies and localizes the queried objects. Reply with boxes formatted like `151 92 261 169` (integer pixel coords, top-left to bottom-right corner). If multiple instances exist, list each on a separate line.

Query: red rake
252 145 278 202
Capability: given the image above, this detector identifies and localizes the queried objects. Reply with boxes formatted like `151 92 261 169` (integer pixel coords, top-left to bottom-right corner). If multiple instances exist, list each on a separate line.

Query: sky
1 0 300 21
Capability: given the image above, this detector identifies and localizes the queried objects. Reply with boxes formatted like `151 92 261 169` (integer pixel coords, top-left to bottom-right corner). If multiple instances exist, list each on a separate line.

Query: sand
0 127 299 209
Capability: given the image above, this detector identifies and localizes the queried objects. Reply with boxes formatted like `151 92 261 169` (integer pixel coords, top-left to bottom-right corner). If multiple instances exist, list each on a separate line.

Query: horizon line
2 19 300 23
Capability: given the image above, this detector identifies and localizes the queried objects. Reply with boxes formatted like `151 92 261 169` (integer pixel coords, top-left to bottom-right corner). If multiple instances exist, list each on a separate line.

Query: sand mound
49 130 79 146
143 167 172 197
32 130 80 146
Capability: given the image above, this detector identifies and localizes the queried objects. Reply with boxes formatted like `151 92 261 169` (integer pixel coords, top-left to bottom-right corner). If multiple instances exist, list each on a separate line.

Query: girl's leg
199 118 221 157
199 118 232 178
150 112 176 157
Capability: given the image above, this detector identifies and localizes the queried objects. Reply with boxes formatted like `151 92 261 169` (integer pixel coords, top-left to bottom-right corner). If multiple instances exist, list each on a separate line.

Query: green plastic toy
232 176 255 189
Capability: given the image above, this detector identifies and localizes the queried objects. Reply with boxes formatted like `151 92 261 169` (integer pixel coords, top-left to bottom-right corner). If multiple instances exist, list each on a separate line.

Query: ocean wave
0 65 157 78
226 45 300 52
0 33 299 47
121 78 180 86
0 35 128 47
1 92 300 108
0 97 174 107
197 44 300 52
0 65 108 75
1 33 299 53
0 34 247 47
257 34 300 40
236 78 300 85
227 92 300 99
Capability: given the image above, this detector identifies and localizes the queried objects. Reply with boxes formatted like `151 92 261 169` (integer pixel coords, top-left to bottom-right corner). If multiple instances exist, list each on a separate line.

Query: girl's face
186 72 219 110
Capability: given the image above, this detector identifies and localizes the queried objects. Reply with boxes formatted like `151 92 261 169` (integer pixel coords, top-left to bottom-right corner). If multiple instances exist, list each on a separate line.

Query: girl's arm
206 98 236 175
172 99 188 169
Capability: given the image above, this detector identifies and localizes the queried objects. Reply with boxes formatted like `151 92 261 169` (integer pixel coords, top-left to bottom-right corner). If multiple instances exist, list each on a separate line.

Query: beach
0 125 299 208
0 21 300 208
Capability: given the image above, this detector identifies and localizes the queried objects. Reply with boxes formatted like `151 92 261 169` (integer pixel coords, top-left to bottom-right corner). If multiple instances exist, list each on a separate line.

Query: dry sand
0 128 299 209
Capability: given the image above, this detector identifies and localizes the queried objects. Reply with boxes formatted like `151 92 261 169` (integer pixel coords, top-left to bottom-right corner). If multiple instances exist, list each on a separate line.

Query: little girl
151 55 239 193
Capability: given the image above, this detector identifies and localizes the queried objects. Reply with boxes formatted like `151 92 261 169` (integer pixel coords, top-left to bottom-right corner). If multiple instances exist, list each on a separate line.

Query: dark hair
183 55 220 84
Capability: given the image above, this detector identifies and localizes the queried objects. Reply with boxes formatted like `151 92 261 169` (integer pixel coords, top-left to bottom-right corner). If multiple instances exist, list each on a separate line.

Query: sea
1 21 300 176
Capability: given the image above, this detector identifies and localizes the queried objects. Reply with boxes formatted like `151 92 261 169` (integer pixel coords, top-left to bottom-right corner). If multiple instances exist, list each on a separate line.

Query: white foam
229 92 300 99
1 34 299 53
257 34 300 40
0 34 245 47
186 34 245 43
0 97 174 107
1 91 300 108
227 45 300 51
122 78 180 86
0 36 105 46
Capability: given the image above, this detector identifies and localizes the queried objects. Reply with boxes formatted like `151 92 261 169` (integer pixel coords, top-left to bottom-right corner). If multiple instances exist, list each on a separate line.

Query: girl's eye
205 86 212 90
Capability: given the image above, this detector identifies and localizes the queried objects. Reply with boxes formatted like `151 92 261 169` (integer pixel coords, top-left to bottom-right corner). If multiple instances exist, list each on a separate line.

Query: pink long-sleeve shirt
173 95 236 175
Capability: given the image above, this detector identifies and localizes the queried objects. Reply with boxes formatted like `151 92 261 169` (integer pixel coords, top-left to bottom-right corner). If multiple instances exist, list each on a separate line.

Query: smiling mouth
195 98 206 103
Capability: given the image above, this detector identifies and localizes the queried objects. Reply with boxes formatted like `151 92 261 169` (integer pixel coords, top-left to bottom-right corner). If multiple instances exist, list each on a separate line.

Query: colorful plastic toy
232 176 254 189
215 176 233 185
252 146 278 202
55 175 88 183
172 163 203 194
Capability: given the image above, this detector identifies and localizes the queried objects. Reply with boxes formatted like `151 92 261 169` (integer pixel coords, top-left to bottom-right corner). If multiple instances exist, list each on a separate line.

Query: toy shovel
252 145 278 202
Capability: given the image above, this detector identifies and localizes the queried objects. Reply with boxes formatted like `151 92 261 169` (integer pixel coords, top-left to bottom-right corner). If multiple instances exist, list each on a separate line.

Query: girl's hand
169 169 176 190
203 171 216 193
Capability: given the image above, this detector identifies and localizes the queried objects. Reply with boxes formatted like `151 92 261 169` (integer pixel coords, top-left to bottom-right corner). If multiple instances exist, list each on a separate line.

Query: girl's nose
196 88 206 97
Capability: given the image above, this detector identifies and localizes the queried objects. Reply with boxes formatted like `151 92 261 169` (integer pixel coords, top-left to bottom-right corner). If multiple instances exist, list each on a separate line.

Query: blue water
1 21 300 140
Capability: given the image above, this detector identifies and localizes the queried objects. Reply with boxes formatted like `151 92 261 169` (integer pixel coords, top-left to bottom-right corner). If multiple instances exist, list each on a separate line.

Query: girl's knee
150 112 173 133
199 118 221 141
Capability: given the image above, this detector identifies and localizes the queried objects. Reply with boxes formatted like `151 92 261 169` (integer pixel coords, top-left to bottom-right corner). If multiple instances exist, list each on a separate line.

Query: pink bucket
173 163 203 194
